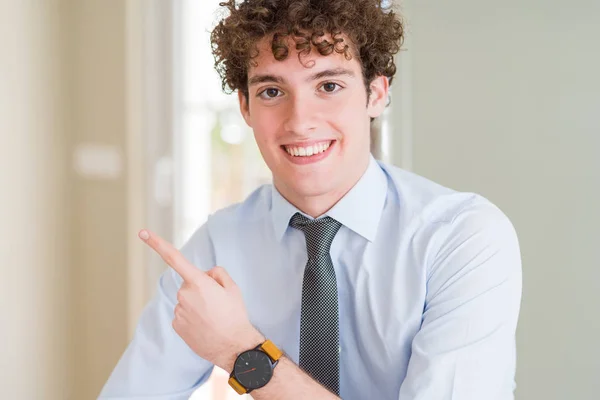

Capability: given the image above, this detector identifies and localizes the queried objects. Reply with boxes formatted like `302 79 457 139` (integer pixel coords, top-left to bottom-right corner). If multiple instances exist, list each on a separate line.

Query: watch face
233 349 274 390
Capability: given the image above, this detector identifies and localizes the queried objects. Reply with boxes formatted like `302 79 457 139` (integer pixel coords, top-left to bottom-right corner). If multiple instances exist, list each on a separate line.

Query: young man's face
239 34 388 204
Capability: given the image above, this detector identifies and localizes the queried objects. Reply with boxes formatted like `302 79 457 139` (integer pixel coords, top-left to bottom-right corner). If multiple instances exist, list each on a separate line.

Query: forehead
248 33 361 77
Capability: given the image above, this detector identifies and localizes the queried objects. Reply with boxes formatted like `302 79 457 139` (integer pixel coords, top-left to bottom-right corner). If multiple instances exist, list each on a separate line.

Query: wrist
218 327 266 372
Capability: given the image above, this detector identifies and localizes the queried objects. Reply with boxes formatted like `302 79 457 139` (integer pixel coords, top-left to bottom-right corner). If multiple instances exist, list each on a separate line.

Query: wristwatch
228 339 283 394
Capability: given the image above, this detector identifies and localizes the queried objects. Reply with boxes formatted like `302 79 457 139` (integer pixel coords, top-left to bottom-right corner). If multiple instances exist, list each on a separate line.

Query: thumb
206 266 237 289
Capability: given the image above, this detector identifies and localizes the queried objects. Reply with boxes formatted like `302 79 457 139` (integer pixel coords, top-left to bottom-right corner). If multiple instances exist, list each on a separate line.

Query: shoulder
379 160 515 229
209 184 271 220
181 184 273 254
205 184 272 228
378 161 519 267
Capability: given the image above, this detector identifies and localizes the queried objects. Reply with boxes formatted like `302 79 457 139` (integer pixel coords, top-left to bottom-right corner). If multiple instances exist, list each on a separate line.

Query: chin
282 176 335 199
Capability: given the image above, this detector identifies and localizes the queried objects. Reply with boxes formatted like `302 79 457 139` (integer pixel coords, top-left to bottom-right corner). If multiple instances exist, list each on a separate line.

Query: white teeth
284 141 332 157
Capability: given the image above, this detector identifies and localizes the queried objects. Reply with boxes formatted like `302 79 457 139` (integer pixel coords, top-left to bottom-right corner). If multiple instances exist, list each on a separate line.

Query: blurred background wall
65 1 130 398
398 3 600 399
1 1 129 399
0 1 72 399
0 1 598 399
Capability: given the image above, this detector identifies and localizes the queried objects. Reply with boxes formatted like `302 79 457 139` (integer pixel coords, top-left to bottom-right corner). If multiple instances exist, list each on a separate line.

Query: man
99 0 522 399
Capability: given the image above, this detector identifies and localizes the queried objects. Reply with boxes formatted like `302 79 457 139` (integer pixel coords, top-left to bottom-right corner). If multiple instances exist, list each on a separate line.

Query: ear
238 90 252 127
367 75 389 119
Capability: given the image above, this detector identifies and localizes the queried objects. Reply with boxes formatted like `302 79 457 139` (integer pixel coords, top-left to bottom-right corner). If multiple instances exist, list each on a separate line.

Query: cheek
330 95 370 141
250 109 273 139
251 113 281 153
338 88 368 117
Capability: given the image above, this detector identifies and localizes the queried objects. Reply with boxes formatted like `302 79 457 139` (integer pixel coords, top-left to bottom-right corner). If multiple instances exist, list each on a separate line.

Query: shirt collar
270 155 388 243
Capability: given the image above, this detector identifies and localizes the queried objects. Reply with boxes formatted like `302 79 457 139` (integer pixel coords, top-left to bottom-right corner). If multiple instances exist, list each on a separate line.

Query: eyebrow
247 68 355 87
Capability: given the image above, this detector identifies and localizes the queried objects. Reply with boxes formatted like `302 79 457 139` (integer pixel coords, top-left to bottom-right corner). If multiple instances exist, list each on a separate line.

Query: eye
320 82 342 93
258 88 282 99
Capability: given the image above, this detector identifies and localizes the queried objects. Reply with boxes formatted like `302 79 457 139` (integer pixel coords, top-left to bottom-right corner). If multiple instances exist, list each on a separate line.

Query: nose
282 93 318 136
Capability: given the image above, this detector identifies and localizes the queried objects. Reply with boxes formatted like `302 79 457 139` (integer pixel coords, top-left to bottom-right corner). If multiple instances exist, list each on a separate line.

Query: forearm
250 356 340 400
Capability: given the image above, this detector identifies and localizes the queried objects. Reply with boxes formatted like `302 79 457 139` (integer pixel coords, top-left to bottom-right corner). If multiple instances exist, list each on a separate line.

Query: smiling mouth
281 140 334 157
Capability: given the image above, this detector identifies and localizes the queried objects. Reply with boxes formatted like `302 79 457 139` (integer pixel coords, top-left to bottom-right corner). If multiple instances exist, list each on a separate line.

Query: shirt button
338 345 342 354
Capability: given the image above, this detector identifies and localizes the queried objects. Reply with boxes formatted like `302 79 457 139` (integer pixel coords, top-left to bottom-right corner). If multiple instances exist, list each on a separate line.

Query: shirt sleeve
98 223 216 400
398 201 523 400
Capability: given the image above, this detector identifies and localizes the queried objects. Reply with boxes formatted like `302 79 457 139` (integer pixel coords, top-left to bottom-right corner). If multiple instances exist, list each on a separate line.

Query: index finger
139 229 207 284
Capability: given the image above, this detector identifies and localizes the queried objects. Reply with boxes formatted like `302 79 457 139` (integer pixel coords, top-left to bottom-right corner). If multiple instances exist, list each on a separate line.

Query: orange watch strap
259 339 283 362
228 376 248 394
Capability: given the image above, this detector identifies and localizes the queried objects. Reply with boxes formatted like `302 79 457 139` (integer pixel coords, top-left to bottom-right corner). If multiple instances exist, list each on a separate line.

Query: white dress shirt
99 155 522 399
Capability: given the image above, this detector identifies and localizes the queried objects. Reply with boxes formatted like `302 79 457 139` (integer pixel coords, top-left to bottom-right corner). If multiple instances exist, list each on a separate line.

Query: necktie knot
289 212 342 258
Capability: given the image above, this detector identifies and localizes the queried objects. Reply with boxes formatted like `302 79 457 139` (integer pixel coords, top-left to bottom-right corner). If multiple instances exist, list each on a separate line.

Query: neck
275 157 370 219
